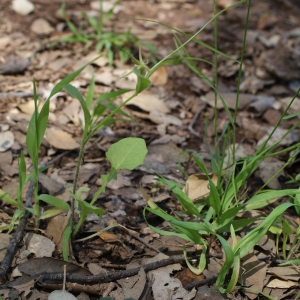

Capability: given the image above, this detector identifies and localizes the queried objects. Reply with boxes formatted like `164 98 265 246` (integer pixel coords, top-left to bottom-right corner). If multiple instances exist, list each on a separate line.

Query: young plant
60 0 156 65
140 0 300 294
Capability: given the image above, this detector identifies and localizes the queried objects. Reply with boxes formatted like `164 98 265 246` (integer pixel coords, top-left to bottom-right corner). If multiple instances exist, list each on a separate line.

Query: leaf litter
0 0 300 299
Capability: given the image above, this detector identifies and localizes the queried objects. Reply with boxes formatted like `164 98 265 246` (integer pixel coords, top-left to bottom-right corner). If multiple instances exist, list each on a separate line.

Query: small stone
30 18 54 36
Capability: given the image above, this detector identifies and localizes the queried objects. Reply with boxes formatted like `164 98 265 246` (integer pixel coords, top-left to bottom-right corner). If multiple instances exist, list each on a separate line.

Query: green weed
139 0 300 294
60 0 156 66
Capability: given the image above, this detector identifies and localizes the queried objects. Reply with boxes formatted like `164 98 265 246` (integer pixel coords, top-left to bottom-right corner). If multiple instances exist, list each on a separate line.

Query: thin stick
41 255 187 284
184 275 218 290
0 180 34 284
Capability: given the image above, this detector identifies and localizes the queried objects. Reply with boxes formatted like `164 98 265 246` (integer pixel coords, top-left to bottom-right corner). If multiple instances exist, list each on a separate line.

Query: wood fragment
188 103 207 137
0 180 33 284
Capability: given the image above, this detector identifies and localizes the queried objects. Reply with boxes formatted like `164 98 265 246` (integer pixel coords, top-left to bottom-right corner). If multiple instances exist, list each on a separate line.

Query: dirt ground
0 0 300 299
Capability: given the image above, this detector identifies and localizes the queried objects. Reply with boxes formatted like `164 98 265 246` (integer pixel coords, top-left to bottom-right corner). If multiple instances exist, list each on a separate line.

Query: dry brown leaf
266 278 297 289
150 66 168 86
45 127 79 150
122 91 170 113
183 173 218 201
99 232 120 243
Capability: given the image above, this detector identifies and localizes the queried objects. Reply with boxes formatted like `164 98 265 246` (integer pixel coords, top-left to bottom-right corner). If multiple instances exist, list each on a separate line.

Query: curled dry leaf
266 278 297 289
122 91 170 113
183 173 218 201
150 66 168 86
45 127 80 150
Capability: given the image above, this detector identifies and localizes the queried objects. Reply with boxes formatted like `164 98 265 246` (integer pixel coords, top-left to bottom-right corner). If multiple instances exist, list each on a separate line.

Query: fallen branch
41 255 186 284
184 275 218 290
0 180 34 284
40 253 222 285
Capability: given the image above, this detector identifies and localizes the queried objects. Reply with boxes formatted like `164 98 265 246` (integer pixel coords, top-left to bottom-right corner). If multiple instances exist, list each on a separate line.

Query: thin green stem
84 92 138 144
213 0 218 150
71 140 86 232
232 0 251 161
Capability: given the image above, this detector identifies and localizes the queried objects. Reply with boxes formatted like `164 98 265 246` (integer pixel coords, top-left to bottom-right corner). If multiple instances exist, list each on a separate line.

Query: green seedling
60 0 156 66
140 0 300 294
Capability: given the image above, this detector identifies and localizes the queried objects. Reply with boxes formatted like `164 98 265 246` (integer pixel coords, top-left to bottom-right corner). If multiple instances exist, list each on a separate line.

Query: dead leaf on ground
239 250 267 300
122 91 170 113
25 233 55 257
150 66 168 86
266 278 297 289
202 92 256 109
183 173 218 201
45 127 80 150
148 110 182 126
147 253 197 300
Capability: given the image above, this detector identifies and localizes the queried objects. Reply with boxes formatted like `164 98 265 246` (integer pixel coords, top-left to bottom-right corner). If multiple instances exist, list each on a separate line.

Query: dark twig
183 275 218 290
40 253 223 285
118 225 160 254
188 103 207 137
0 180 34 284
41 255 187 284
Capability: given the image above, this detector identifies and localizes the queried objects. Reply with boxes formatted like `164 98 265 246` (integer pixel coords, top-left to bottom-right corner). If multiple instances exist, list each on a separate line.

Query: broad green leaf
85 69 95 110
279 259 300 266
73 196 104 235
49 60 92 100
170 219 211 235
40 208 66 220
217 218 259 233
225 250 240 293
143 207 198 243
235 202 294 258
216 206 244 230
91 170 117 204
8 209 24 233
216 234 234 291
64 84 91 136
18 152 26 188
184 244 207 275
62 217 72 261
106 138 147 171
0 189 18 206
159 177 201 218
38 194 70 211
133 67 151 94
96 89 133 102
245 189 300 210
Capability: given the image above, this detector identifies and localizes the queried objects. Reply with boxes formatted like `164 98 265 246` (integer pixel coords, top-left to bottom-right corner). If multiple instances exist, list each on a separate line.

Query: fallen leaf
202 92 256 109
266 278 297 289
150 66 168 86
239 250 267 300
45 127 80 150
25 233 55 257
149 110 182 126
183 173 218 201
122 91 170 113
148 253 197 300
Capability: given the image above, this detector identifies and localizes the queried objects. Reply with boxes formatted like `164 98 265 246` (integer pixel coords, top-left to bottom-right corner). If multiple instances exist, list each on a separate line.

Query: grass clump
60 0 156 66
